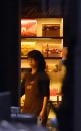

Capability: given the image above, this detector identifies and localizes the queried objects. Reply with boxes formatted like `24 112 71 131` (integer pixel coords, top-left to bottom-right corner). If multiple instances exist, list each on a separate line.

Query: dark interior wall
63 0 77 47
56 0 78 131
21 0 63 18
0 0 20 106
48 0 63 17
74 0 81 130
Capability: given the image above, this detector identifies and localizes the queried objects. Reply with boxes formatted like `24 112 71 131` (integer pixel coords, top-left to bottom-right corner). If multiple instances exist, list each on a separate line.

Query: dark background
0 0 20 106
0 0 81 131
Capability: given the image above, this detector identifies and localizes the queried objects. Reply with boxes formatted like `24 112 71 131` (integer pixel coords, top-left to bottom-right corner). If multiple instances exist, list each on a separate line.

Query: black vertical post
74 0 81 130
56 0 77 131
0 0 20 106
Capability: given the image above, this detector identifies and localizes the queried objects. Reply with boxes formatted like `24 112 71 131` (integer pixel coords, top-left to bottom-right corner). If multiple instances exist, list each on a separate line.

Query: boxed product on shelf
42 42 62 58
21 19 37 36
42 24 60 37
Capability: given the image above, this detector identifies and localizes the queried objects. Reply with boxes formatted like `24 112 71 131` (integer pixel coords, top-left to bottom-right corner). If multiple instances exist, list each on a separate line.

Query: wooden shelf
21 36 63 39
21 56 62 59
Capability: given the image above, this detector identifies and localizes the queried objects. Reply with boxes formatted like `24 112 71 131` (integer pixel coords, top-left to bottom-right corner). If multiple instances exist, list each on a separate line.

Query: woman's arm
39 96 48 120
38 73 50 120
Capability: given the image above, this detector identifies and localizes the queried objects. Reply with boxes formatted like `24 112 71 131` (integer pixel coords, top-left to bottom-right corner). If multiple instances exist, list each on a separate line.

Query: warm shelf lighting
21 19 37 24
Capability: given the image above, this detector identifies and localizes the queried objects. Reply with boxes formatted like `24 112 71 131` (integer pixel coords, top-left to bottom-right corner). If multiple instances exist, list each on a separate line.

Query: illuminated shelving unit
21 18 63 105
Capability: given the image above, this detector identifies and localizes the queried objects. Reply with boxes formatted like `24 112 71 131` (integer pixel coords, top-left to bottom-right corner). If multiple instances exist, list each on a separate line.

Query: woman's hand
39 111 45 121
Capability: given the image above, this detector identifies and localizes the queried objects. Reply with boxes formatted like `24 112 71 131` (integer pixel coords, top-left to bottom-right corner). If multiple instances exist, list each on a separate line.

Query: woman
21 50 50 126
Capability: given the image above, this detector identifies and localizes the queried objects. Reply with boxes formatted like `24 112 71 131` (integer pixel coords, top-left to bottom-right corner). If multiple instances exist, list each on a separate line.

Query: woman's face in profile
28 58 38 69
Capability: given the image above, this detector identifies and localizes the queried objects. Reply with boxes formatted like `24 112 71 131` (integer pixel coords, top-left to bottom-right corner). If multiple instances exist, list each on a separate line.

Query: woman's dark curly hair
27 50 46 71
